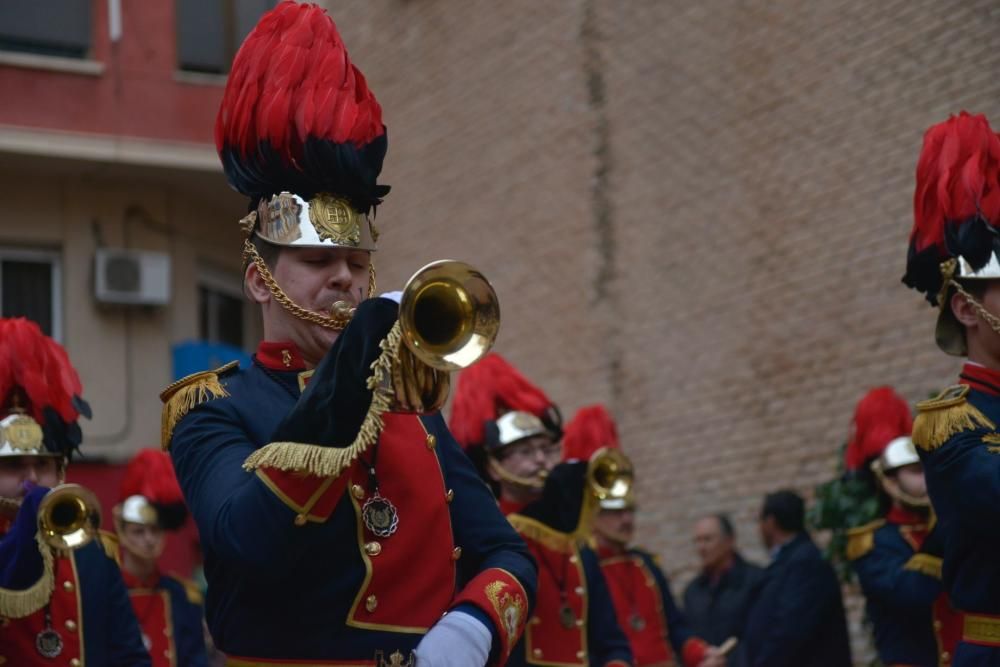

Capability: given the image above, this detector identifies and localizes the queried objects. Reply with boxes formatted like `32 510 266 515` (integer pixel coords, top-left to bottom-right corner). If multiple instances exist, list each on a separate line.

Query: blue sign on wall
172 341 251 380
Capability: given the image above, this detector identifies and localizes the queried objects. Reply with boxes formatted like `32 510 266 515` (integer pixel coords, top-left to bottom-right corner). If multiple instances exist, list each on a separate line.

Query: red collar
886 505 928 527
499 497 529 517
121 567 161 590
594 543 627 559
256 341 306 371
959 362 1000 396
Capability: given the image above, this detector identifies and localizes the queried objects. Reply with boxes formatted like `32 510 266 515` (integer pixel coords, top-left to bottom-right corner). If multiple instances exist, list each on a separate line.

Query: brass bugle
398 260 500 372
38 484 102 551
587 447 634 508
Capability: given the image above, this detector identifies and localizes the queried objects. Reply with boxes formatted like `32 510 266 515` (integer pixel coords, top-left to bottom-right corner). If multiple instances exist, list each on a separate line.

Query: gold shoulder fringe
904 553 943 579
507 514 575 554
97 530 121 566
0 533 54 618
913 384 994 451
242 323 401 477
159 361 238 451
845 519 884 561
168 573 204 605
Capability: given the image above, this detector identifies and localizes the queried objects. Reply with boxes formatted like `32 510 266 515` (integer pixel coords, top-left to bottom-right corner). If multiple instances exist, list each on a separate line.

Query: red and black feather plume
843 387 912 472
119 449 188 530
561 405 620 462
216 1 388 211
449 354 558 451
904 112 1000 302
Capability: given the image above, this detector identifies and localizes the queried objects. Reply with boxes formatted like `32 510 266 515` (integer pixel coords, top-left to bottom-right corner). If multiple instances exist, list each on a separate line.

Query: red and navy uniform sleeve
636 550 709 667
76 542 152 666
170 399 337 570
432 413 538 666
164 577 209 667
581 546 634 667
852 527 940 607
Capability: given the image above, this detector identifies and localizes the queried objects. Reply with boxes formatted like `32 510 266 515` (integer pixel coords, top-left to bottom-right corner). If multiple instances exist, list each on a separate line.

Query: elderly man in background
683 514 762 648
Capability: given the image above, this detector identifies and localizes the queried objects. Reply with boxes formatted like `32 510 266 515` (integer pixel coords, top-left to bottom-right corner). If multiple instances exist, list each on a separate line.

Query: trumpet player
161 4 535 665
449 353 563 516
0 317 150 666
113 449 207 667
567 406 726 667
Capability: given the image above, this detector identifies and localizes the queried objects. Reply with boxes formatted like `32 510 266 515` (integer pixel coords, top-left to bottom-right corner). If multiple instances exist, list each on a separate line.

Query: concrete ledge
0 124 220 172
0 51 105 76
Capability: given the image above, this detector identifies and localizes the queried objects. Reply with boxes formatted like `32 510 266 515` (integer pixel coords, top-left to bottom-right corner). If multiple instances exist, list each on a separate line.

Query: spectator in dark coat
683 514 763 646
741 490 852 667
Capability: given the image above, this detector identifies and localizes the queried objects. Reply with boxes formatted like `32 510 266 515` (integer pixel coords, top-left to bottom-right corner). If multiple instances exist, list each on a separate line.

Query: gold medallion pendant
559 603 577 629
362 493 399 538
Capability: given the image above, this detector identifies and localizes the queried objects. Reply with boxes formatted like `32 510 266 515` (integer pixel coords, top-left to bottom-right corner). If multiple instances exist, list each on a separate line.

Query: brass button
576 650 585 659
294 514 307 527
164 650 172 658
532 648 543 658
63 580 74 592
164 625 172 637
569 555 578 564
575 619 584 627
934 620 942 630
351 484 365 500
445 489 455 503
530 616 540 625
65 619 77 632
70 660 80 667
574 586 585 595
366 594 378 612
452 547 463 560
942 652 951 662
365 542 382 556
426 434 437 450
0 656 8 665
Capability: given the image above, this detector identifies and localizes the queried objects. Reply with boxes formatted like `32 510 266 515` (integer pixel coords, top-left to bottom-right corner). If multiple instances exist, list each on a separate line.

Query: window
176 0 277 74
198 268 246 349
0 248 62 340
0 1 91 59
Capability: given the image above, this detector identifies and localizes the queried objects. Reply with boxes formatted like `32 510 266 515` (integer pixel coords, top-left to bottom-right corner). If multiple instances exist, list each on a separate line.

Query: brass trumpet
37 484 102 551
398 260 500 372
587 448 634 510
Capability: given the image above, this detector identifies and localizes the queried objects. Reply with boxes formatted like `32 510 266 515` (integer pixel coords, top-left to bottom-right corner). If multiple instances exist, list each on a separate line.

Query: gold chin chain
243 239 376 331
951 279 1000 335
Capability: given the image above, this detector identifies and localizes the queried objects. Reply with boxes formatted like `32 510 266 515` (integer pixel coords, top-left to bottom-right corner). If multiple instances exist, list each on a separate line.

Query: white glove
380 290 403 304
413 610 492 667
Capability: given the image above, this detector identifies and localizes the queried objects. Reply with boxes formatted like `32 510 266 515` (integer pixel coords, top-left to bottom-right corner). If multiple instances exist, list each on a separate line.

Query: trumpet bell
587 448 635 510
399 260 500 372
38 484 102 551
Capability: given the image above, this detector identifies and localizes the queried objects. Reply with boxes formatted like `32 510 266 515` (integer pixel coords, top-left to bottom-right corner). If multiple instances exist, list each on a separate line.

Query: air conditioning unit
94 249 171 305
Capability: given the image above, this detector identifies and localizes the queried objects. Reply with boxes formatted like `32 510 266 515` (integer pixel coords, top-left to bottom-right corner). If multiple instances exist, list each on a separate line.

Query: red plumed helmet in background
118 449 188 530
216 0 388 211
448 353 559 451
562 404 620 462
843 387 912 472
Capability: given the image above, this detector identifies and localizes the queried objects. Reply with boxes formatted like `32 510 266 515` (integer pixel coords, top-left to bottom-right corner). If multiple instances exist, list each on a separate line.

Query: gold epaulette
97 530 121 566
913 385 995 451
159 361 239 450
168 572 204 605
845 519 885 561
904 553 943 579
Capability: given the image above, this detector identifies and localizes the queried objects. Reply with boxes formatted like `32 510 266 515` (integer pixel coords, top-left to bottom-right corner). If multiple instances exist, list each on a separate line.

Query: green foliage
807 444 883 583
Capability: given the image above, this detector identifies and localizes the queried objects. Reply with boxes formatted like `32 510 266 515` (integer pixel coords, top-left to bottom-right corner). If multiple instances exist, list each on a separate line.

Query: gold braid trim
951 279 1000 335
243 239 376 332
506 514 576 554
845 520 884 561
159 362 236 451
242 322 401 477
904 553 943 579
97 530 121 566
913 384 994 451
0 532 55 619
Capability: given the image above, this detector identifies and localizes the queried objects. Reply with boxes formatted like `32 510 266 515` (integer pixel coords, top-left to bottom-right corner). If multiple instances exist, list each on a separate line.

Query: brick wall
322 1 1000 660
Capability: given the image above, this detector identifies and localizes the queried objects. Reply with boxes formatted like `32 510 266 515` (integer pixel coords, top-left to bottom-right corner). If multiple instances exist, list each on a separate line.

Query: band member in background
449 353 562 515
567 405 726 667
162 3 535 665
114 449 207 667
903 111 1000 665
843 387 959 666
0 316 150 666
